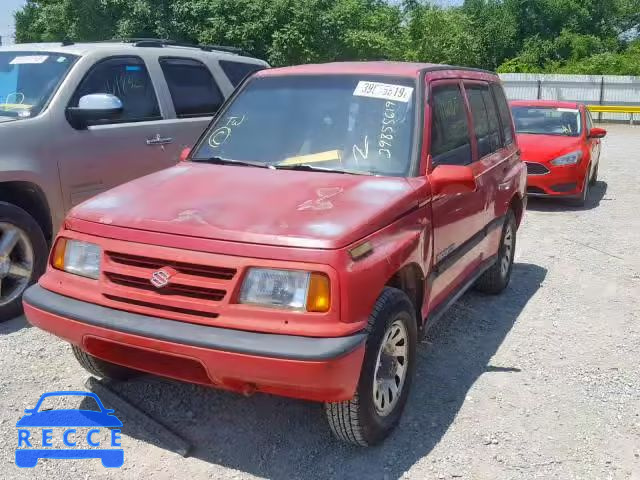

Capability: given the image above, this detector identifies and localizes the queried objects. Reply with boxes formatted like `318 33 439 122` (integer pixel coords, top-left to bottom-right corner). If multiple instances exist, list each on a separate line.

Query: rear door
428 80 487 308
463 81 514 251
153 57 229 162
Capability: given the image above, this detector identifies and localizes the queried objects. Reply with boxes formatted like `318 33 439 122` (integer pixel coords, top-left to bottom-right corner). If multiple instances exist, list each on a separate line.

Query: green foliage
12 0 640 74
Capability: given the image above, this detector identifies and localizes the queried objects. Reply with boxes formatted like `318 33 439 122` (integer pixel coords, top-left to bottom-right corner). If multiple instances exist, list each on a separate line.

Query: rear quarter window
219 60 265 87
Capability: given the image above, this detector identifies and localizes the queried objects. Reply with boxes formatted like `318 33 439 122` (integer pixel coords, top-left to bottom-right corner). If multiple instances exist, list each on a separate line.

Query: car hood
16 410 123 427
516 134 583 163
70 163 419 249
0 116 17 124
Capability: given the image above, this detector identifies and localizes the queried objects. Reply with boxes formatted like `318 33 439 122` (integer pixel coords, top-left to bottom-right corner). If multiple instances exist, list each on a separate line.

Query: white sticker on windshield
557 108 579 113
10 55 49 65
353 81 414 103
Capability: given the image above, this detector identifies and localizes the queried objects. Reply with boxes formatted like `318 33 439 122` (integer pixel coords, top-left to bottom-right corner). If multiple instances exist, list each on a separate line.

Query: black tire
0 202 47 322
589 162 598 186
72 345 138 381
324 287 417 446
475 210 516 295
572 172 590 207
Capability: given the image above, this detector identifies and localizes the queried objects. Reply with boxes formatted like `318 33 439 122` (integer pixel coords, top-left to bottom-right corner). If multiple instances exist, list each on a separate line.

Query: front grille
100 249 238 323
107 251 237 280
527 186 546 195
551 182 578 193
526 162 550 175
104 272 226 301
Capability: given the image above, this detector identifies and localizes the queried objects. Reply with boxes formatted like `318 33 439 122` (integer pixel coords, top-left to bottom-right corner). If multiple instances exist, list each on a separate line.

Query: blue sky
1 0 25 45
0 0 461 45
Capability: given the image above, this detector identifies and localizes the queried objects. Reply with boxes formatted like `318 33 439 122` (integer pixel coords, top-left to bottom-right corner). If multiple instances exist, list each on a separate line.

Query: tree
13 0 640 74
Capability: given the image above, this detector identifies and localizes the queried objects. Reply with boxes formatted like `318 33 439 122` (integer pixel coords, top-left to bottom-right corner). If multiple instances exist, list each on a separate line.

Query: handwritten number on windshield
379 101 396 159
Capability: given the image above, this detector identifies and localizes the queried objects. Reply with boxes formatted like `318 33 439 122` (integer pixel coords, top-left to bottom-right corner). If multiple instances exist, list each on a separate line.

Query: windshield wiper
195 156 270 169
274 164 372 175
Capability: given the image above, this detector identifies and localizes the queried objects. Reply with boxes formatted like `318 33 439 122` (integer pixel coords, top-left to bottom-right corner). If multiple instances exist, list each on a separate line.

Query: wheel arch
384 262 425 328
509 193 524 229
0 181 53 245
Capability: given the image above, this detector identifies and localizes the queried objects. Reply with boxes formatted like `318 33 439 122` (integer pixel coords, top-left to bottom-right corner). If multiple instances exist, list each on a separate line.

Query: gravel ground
1 124 639 479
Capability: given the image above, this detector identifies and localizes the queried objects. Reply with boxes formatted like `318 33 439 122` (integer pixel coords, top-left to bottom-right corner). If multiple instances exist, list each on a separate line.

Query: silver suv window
159 57 224 118
0 51 78 119
69 56 161 125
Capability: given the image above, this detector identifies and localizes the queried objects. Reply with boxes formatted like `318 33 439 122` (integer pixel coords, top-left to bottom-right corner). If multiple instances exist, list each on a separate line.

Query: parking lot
1 124 638 479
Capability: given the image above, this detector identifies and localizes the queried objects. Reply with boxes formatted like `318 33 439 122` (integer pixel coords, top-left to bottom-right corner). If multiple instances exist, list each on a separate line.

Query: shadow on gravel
94 262 546 480
0 315 30 335
526 180 608 212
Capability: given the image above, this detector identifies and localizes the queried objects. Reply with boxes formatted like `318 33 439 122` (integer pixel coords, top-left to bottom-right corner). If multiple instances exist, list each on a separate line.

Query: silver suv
0 39 268 321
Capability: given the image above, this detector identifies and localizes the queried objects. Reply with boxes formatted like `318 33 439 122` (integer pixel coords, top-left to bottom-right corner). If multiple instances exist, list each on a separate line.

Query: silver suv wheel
0 222 34 307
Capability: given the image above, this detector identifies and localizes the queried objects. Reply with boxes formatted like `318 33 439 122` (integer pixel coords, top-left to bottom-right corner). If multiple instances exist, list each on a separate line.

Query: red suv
24 62 526 446
511 100 606 205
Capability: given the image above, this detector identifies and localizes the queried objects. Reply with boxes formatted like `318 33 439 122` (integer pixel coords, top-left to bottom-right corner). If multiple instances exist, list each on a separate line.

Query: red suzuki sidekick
24 62 526 446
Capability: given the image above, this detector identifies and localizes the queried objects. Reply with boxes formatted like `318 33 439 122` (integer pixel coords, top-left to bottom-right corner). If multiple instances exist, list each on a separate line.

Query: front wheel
324 287 417 446
572 170 590 207
589 162 599 186
0 202 47 322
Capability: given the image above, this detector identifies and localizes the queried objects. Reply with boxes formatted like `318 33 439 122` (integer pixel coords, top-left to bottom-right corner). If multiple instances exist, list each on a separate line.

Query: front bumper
23 285 366 402
526 162 586 198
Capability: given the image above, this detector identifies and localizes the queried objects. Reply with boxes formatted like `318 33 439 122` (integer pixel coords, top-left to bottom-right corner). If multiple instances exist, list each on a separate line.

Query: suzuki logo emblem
150 268 176 289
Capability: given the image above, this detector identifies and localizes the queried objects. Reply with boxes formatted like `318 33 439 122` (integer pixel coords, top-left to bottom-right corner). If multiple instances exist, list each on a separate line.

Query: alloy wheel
0 222 34 307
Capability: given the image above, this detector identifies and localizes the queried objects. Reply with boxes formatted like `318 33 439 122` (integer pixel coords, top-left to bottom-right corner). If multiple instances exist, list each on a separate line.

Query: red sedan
511 100 606 205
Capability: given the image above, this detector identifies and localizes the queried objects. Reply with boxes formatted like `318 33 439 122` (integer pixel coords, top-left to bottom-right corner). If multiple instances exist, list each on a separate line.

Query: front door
53 56 176 210
584 107 601 176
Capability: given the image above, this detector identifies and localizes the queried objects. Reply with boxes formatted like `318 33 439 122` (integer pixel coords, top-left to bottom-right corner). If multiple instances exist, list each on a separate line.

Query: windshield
193 75 417 176
0 51 78 119
511 106 582 137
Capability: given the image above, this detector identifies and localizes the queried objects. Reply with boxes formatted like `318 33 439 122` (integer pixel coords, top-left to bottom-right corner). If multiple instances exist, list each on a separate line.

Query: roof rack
61 38 245 55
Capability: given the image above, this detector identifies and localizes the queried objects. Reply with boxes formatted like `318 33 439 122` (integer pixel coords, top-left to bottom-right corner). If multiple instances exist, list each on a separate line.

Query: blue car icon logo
16 391 124 468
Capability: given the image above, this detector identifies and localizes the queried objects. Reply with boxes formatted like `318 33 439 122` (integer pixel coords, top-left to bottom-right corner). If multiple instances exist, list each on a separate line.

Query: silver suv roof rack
61 38 246 56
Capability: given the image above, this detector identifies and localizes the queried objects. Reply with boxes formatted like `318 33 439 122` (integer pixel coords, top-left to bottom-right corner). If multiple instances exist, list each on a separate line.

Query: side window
219 60 265 87
71 56 160 124
159 58 224 118
465 84 502 158
491 83 514 145
430 84 472 166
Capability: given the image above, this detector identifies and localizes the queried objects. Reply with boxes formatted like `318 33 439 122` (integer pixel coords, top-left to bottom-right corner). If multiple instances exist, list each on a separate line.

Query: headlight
52 238 102 280
239 268 330 312
551 151 582 166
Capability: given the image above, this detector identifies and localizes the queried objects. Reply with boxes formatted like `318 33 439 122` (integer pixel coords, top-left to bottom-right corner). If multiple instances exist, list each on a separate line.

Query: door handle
146 134 173 146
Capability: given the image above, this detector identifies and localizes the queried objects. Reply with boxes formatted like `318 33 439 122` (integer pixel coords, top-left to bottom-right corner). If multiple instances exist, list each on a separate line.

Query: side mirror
179 147 191 162
429 164 477 196
66 93 123 129
588 127 607 139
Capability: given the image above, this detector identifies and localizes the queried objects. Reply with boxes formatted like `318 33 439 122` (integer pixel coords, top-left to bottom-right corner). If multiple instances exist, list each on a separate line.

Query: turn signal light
51 238 67 270
306 273 331 313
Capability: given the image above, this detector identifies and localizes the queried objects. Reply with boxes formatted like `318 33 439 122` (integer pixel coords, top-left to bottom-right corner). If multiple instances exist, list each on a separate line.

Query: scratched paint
297 187 344 211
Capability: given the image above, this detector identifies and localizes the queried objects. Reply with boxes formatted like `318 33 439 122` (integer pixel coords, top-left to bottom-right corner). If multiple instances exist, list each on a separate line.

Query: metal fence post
537 79 542 100
598 76 605 123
